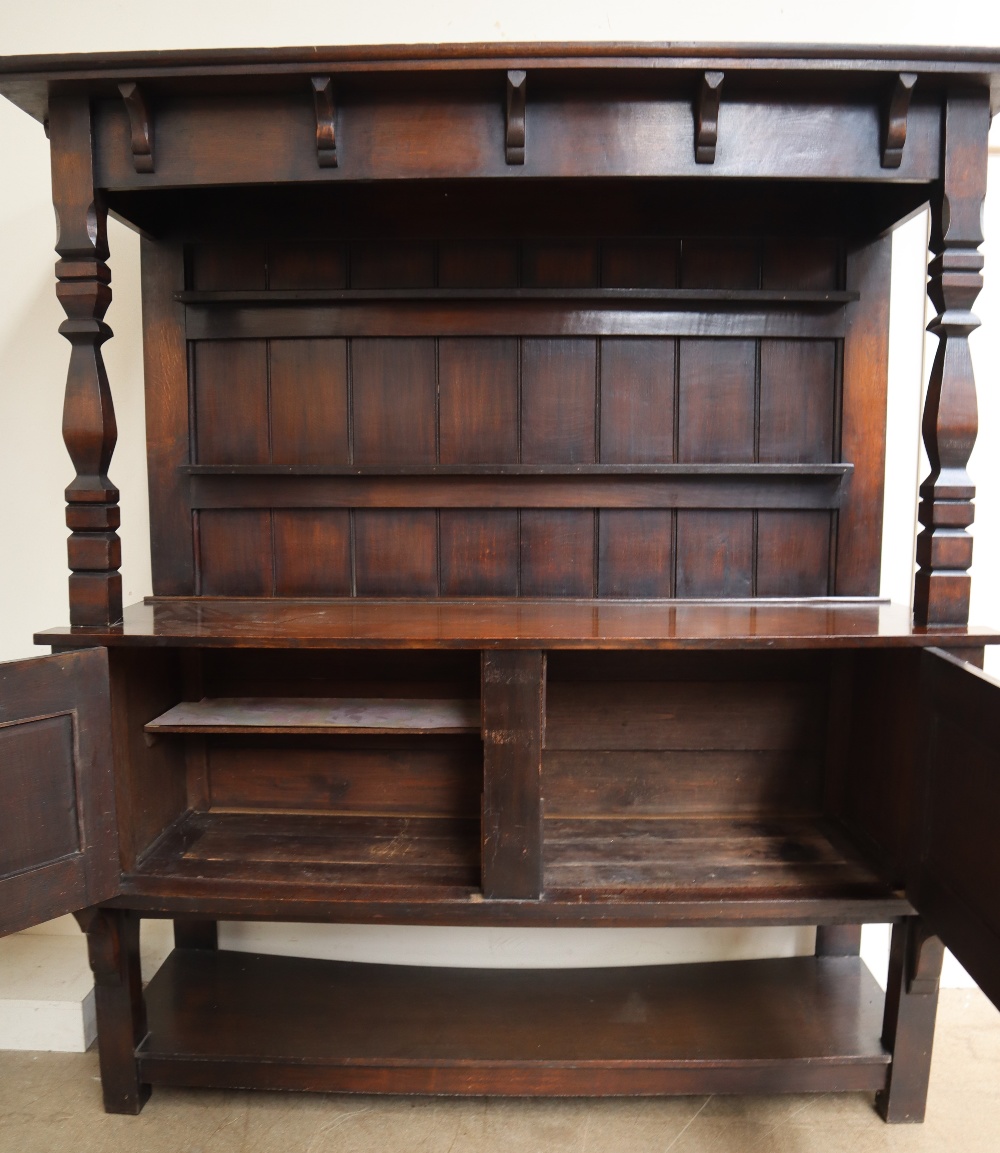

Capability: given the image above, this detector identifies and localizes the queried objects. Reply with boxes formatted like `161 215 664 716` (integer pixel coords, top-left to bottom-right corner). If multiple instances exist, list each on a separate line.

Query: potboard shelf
136 949 891 1097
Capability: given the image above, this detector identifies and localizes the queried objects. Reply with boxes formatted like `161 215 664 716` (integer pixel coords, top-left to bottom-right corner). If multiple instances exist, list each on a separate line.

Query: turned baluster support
49 95 122 627
913 91 990 627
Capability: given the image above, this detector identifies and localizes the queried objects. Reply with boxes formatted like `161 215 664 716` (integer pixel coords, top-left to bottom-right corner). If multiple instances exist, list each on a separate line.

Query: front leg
75 908 150 1114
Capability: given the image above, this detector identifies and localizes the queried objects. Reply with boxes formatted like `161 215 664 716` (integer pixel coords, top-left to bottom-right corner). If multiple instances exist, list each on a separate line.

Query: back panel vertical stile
142 239 194 595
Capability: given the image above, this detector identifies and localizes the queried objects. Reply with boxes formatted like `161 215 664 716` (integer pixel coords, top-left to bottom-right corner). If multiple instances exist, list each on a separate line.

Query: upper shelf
35 598 1000 651
178 288 859 306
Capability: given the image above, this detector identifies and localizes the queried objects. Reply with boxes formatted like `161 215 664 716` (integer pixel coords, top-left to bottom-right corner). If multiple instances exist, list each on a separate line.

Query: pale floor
0 988 997 1153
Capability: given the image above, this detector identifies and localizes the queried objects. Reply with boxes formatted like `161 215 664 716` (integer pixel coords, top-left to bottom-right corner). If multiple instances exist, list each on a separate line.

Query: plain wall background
1 2 999 988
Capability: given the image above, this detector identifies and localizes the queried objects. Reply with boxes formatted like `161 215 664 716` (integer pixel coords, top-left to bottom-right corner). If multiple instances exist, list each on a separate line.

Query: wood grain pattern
520 338 597 464
677 339 755 463
269 339 348 465
272 510 351 597
351 338 437 465
194 341 268 465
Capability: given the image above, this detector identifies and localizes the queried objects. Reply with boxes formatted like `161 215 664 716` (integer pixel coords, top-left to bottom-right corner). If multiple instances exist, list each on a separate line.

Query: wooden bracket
118 82 154 173
882 72 918 168
695 71 724 164
311 75 338 168
506 69 526 164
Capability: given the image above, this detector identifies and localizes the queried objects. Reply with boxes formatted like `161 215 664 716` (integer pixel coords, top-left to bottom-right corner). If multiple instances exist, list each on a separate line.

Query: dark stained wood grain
519 510 595 597
520 339 597 464
272 510 351 597
269 339 349 465
37 599 1000 652
351 338 437 465
759 341 836 463
194 341 269 465
677 339 755 463
0 650 117 935
206 739 481 817
438 338 518 464
198 510 271 596
837 234 892 596
353 509 438 596
146 696 481 735
481 650 545 899
599 338 675 464
598 509 673 598
543 750 823 818
439 510 519 596
136 950 891 1096
268 241 347 289
756 511 832 597
675 510 753 597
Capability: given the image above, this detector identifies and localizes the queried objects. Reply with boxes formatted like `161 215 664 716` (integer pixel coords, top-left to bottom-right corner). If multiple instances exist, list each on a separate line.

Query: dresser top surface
35 598 1000 651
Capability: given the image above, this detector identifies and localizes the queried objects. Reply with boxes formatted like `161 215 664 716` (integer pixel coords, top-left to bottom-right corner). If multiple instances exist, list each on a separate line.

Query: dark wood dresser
1 42 999 1122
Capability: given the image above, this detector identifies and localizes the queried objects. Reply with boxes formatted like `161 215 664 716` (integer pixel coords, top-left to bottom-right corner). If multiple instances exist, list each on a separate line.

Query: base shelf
137 949 890 1096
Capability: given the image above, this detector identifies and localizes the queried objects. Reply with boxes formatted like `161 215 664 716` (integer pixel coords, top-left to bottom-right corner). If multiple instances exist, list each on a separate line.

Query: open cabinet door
0 647 118 936
910 648 1000 1007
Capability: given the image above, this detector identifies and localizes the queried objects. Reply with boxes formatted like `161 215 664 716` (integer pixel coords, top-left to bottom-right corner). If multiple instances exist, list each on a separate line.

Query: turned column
913 91 990 627
49 95 122 627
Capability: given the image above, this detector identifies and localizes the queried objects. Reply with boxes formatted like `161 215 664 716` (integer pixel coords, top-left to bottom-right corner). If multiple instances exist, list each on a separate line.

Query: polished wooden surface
5 40 1000 1122
136 949 890 1097
37 598 1000 650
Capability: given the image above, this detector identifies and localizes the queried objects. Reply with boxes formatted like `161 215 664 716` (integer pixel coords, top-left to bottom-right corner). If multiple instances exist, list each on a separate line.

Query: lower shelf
137 949 890 1096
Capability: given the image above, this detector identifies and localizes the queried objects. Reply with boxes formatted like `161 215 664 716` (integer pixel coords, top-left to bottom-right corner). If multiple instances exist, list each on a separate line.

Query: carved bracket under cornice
506 69 526 164
118 81 153 173
882 72 918 168
695 71 724 164
311 75 338 168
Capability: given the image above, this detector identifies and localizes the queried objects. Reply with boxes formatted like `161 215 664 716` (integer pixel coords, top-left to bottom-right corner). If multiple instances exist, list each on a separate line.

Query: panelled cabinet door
0 648 118 936
910 648 1000 1007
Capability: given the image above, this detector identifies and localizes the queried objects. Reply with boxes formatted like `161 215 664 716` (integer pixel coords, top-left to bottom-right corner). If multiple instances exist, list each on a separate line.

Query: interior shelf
136 949 890 1096
145 696 481 735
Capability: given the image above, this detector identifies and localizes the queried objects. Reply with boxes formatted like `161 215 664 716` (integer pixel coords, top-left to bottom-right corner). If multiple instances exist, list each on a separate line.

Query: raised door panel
0 648 117 936
910 649 1000 1009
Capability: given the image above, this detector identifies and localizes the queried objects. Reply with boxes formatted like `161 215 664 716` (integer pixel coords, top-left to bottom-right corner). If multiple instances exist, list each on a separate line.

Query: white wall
2 3 1000 1000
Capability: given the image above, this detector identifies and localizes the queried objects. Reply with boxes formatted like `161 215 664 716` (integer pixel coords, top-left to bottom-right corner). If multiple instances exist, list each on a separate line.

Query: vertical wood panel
440 510 519 596
681 240 758 288
270 339 349 465
675 511 753 597
439 338 518 464
352 339 437 465
600 338 675 464
350 241 435 288
268 242 347 289
521 339 597 464
521 242 598 287
273 510 352 596
194 341 269 464
438 242 518 288
599 510 673 597
199 510 272 596
756 511 832 597
354 510 438 596
190 242 266 290
762 238 839 290
520 510 595 597
677 340 756 463
482 650 545 900
759 341 836 463
601 240 678 288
